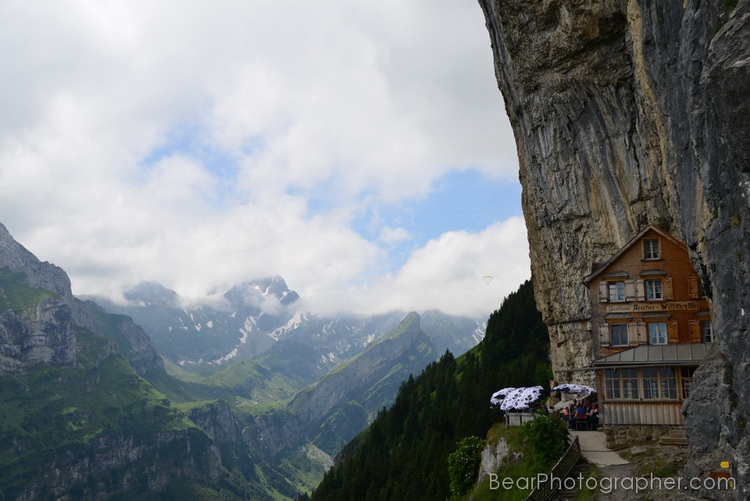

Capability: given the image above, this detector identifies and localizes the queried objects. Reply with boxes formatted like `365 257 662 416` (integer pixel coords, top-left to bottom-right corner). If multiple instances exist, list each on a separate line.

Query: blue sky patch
352 168 522 272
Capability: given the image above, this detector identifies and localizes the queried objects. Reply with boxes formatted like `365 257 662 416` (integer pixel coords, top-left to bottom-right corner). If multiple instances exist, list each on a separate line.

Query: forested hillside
310 280 550 500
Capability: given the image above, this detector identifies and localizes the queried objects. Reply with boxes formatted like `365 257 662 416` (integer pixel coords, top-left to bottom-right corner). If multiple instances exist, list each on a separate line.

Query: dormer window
643 238 661 260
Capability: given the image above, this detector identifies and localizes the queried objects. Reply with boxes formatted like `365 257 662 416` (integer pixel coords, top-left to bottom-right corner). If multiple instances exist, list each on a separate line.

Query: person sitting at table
568 404 577 429
576 405 586 419
574 404 588 429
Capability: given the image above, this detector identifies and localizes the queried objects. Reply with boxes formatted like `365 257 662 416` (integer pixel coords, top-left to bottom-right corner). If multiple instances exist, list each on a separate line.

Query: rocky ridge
251 312 435 459
478 0 750 498
89 280 483 383
0 224 233 499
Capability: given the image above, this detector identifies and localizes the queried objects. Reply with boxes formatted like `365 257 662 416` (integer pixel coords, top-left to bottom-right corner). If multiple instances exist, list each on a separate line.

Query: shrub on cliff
447 436 486 499
522 414 569 470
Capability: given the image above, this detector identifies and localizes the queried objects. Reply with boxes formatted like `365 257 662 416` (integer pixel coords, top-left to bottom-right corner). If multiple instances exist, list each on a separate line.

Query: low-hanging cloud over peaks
0 0 527 319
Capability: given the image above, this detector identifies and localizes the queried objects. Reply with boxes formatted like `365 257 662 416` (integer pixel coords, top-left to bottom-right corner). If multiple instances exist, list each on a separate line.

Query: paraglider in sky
483 275 493 285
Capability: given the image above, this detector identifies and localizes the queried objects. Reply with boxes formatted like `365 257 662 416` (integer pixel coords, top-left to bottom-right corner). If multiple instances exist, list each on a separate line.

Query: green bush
447 436 486 500
521 414 568 469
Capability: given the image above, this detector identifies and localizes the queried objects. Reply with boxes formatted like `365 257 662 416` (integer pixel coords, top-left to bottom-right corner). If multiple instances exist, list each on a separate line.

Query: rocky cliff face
0 223 165 377
0 296 80 373
0 224 233 499
478 0 750 497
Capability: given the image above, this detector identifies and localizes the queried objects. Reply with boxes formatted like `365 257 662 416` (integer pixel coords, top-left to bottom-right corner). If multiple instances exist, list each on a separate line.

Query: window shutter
663 277 674 300
667 321 679 344
625 280 636 301
599 282 608 303
688 276 700 299
599 324 610 346
688 319 702 343
628 322 638 346
636 322 647 344
635 280 645 301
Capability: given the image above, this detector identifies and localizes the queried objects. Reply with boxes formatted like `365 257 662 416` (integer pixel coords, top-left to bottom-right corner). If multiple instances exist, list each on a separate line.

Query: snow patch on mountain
472 323 486 344
269 312 307 341
213 348 239 364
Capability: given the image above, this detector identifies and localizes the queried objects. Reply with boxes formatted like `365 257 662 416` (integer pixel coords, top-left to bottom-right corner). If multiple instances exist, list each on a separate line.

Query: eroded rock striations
478 0 750 498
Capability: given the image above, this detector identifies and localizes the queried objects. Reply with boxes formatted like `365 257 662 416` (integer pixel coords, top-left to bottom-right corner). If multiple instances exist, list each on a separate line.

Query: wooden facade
603 401 684 426
582 226 712 426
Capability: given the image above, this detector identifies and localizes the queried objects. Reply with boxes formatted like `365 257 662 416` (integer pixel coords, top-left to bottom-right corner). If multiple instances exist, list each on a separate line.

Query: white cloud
0 0 525 319
378 227 411 244
311 217 530 318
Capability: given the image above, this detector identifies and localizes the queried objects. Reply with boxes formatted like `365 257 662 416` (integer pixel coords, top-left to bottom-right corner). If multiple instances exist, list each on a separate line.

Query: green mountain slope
310 280 551 500
0 221 489 500
0 353 219 499
0 282 228 499
0 226 263 500
202 312 438 497
0 278 451 499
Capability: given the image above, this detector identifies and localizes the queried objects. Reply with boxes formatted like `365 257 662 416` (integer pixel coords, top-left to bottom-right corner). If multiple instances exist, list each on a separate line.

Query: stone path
569 430 629 467
569 430 634 500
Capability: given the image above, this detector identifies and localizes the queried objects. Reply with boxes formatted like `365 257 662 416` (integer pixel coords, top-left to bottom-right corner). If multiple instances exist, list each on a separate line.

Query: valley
0 222 487 499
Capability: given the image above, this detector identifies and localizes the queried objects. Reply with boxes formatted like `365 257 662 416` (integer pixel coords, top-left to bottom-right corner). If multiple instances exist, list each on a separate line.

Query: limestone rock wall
0 297 79 373
478 437 512 484
478 0 750 497
0 223 165 377
18 428 221 500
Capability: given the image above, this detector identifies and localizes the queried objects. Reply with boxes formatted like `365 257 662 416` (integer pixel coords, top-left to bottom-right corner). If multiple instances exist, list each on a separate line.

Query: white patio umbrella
490 387 516 408
499 386 546 411
551 384 597 397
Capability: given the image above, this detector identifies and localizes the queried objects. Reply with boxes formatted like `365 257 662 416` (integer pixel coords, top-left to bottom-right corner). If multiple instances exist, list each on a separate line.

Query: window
610 324 629 346
644 238 661 260
608 281 626 302
701 320 713 343
645 279 663 300
642 368 677 399
604 368 639 400
642 368 658 399
679 367 696 399
648 322 667 344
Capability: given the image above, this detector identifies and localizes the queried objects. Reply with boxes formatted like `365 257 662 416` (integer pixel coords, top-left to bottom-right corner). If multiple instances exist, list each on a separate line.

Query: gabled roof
591 343 710 368
583 225 686 284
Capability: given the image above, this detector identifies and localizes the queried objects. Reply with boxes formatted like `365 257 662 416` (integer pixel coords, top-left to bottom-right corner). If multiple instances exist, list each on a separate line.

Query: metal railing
524 435 582 501
505 411 541 427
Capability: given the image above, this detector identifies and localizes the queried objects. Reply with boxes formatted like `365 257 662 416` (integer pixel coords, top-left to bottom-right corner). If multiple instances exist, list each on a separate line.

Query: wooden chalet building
583 226 712 426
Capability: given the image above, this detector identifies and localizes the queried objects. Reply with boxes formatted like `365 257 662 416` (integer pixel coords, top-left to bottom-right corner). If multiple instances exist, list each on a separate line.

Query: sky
0 0 529 319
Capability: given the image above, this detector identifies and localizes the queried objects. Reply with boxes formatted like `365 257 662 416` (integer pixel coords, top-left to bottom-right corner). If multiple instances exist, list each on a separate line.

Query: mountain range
85 278 484 403
0 222 488 499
